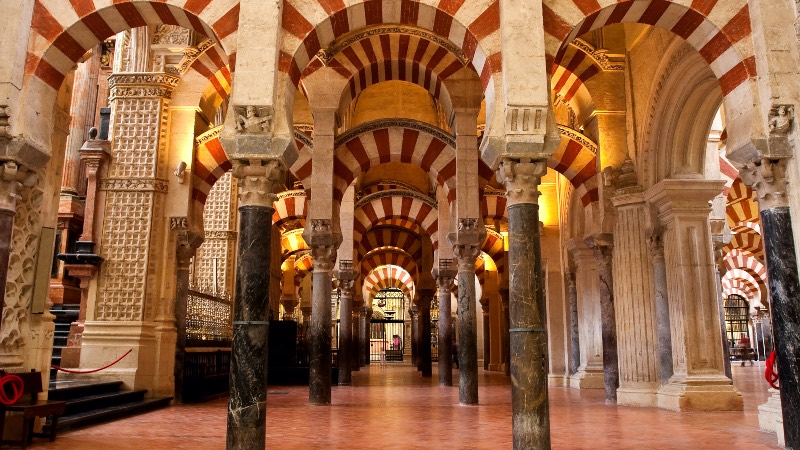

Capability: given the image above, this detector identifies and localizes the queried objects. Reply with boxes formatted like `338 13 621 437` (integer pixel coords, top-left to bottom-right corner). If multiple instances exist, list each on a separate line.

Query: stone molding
335 118 455 148
205 230 237 240
98 178 169 193
108 72 180 100
231 159 285 208
739 158 790 210
572 39 625 71
496 158 547 206
0 161 37 212
355 188 437 210
0 105 12 139
175 39 215 75
558 125 598 154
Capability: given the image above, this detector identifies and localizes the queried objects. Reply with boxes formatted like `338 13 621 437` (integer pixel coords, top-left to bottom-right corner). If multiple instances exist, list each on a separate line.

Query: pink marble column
62 46 101 195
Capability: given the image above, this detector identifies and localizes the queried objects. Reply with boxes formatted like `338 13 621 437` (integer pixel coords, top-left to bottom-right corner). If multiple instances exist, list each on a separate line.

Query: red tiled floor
31 364 780 449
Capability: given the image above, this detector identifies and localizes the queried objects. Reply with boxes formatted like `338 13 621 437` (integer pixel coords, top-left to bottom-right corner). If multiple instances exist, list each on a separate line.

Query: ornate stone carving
100 40 114 68
739 158 790 210
310 244 338 273
768 105 793 136
310 219 332 234
458 218 479 232
496 158 547 206
205 230 237 240
234 105 272 134
433 267 457 291
507 105 546 134
0 105 12 139
231 159 285 208
572 39 625 71
98 178 169 193
170 217 188 230
176 230 203 267
452 243 482 272
647 235 665 261
0 161 37 212
108 73 180 100
558 125 598 154
176 39 215 75
152 25 192 46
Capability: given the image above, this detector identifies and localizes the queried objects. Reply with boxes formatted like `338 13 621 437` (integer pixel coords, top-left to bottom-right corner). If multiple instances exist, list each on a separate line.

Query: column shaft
566 274 580 375
437 277 454 386
338 290 352 385
481 300 490 370
360 306 370 366
227 205 272 449
419 291 434 377
310 269 332 403
411 306 419 368
649 238 674 384
457 260 479 404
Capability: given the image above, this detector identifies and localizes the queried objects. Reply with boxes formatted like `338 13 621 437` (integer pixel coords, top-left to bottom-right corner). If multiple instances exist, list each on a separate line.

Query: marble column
227 159 284 450
497 159 550 448
740 159 800 447
611 187 661 407
62 46 101 195
410 304 420 368
498 288 511 376
361 306 371 366
566 240 605 389
435 268 456 386
644 179 742 412
588 238 619 404
0 161 36 331
647 235 674 385
303 220 340 405
480 298 490 370
566 273 581 375
335 269 356 385
449 221 484 405
418 290 434 377
352 299 363 371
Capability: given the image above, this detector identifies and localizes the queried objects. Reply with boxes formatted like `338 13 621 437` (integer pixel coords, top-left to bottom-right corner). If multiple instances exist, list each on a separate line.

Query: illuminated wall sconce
175 161 187 184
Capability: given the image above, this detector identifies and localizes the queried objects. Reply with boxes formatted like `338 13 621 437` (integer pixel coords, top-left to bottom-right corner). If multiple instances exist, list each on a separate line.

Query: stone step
61 389 148 416
48 380 124 401
45 397 172 433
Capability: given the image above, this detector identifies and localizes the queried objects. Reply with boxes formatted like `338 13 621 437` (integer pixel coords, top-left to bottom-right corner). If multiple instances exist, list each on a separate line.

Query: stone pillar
496 159 550 448
418 290 434 377
480 297 490 370
351 299 362 371
611 187 661 407
449 220 484 405
711 228 733 380
62 47 101 195
335 267 356 385
435 268 456 385
644 179 742 412
499 288 511 377
410 304 419 368
303 220 340 405
566 274 580 375
226 159 284 450
647 234 673 384
740 158 800 447
301 305 313 365
360 305 370 366
566 240 605 389
587 238 618 404
0 162 36 325
173 230 200 403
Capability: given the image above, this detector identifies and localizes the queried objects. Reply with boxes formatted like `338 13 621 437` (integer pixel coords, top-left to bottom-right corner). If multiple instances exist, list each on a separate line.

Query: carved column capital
495 158 547 206
739 158 790 210
647 235 665 261
433 268 457 291
176 229 203 267
231 158 286 208
0 160 37 213
335 269 357 297
304 219 342 273
447 218 486 272
585 234 613 269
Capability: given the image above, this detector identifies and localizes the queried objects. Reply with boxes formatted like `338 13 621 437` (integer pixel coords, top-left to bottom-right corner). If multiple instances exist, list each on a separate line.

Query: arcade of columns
1 0 800 449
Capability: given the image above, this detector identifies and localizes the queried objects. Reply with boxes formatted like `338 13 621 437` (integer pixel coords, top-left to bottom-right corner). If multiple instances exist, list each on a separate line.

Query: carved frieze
205 230 237 240
768 105 793 136
152 25 192 46
234 105 273 134
572 39 625 71
98 178 169 193
558 125 598 154
108 73 180 100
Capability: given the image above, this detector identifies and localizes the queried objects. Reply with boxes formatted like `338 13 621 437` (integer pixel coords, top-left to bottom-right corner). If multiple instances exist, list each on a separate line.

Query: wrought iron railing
187 286 232 345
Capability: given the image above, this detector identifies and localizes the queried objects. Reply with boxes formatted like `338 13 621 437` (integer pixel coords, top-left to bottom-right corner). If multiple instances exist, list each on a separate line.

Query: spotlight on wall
175 161 187 184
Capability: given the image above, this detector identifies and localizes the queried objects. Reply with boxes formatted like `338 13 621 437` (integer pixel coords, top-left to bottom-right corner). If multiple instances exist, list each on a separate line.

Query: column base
656 375 743 411
569 368 604 389
488 363 503 371
548 374 568 387
617 384 659 407
758 388 785 447
72 321 159 393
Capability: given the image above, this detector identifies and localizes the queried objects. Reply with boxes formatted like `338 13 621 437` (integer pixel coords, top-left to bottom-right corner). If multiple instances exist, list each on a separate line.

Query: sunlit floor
31 363 779 449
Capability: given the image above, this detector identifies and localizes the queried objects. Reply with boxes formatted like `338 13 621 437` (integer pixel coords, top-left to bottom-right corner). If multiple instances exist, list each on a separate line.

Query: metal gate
370 320 405 362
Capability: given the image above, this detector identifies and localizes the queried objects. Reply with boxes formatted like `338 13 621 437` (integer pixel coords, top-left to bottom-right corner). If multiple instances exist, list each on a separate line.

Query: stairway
49 304 80 379
44 380 172 433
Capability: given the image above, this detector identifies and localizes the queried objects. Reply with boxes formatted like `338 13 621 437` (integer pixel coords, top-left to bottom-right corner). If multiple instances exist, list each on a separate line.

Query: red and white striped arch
481 190 508 222
273 190 308 227
357 227 423 262
289 130 315 188
725 229 763 259
333 119 493 203
281 228 309 257
192 127 231 207
550 126 600 206
27 0 239 92
723 249 766 283
280 0 501 91
362 265 415 302
726 178 758 226
294 252 313 285
360 249 418 278
722 269 761 302
353 192 439 252
482 230 505 275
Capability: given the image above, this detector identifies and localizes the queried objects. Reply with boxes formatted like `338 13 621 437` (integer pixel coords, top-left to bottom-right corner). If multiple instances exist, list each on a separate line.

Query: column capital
231 158 285 208
433 267 457 291
175 229 203 267
479 297 489 313
335 270 357 297
643 179 725 222
107 72 180 100
304 219 342 273
0 160 37 213
496 158 547 206
448 218 486 271
585 234 613 268
739 158 790 210
646 234 665 261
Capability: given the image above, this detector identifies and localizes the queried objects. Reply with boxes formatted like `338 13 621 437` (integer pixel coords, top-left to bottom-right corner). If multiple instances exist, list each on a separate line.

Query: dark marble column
566 273 580 375
410 304 420 368
647 235 673 384
741 159 800 448
335 268 356 385
360 306 370 366
480 298 490 370
227 159 284 450
497 158 550 448
418 290 434 377
303 220 340 405
435 268 456 386
589 238 619 404
352 300 363 371
450 221 484 405
499 288 511 377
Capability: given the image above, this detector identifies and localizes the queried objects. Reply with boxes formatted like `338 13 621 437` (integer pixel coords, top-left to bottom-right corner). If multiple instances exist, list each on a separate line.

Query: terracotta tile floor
31 363 779 449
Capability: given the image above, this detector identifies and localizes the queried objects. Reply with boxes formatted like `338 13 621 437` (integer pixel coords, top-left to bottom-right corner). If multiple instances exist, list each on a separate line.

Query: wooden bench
0 370 66 449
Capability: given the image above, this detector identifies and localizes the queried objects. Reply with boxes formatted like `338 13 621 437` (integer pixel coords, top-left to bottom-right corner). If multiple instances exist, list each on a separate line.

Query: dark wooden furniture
730 347 756 366
0 370 66 449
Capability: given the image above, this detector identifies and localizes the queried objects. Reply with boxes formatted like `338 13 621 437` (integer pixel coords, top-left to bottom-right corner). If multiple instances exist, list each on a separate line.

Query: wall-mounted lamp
175 161 187 184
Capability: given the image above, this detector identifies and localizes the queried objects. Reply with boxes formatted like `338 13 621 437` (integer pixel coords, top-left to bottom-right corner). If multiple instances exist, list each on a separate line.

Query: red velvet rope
51 349 133 374
765 350 780 389
0 373 24 406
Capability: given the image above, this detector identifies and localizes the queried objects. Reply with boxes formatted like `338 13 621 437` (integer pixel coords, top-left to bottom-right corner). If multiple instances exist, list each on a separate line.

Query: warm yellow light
500 231 509 251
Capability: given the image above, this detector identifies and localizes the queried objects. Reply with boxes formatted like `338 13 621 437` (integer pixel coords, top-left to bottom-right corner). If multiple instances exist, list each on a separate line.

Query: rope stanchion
0 372 24 406
765 349 780 390
51 349 133 374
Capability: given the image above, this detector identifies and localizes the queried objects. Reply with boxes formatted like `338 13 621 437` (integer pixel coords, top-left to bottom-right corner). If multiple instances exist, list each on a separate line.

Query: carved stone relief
234 106 273 134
